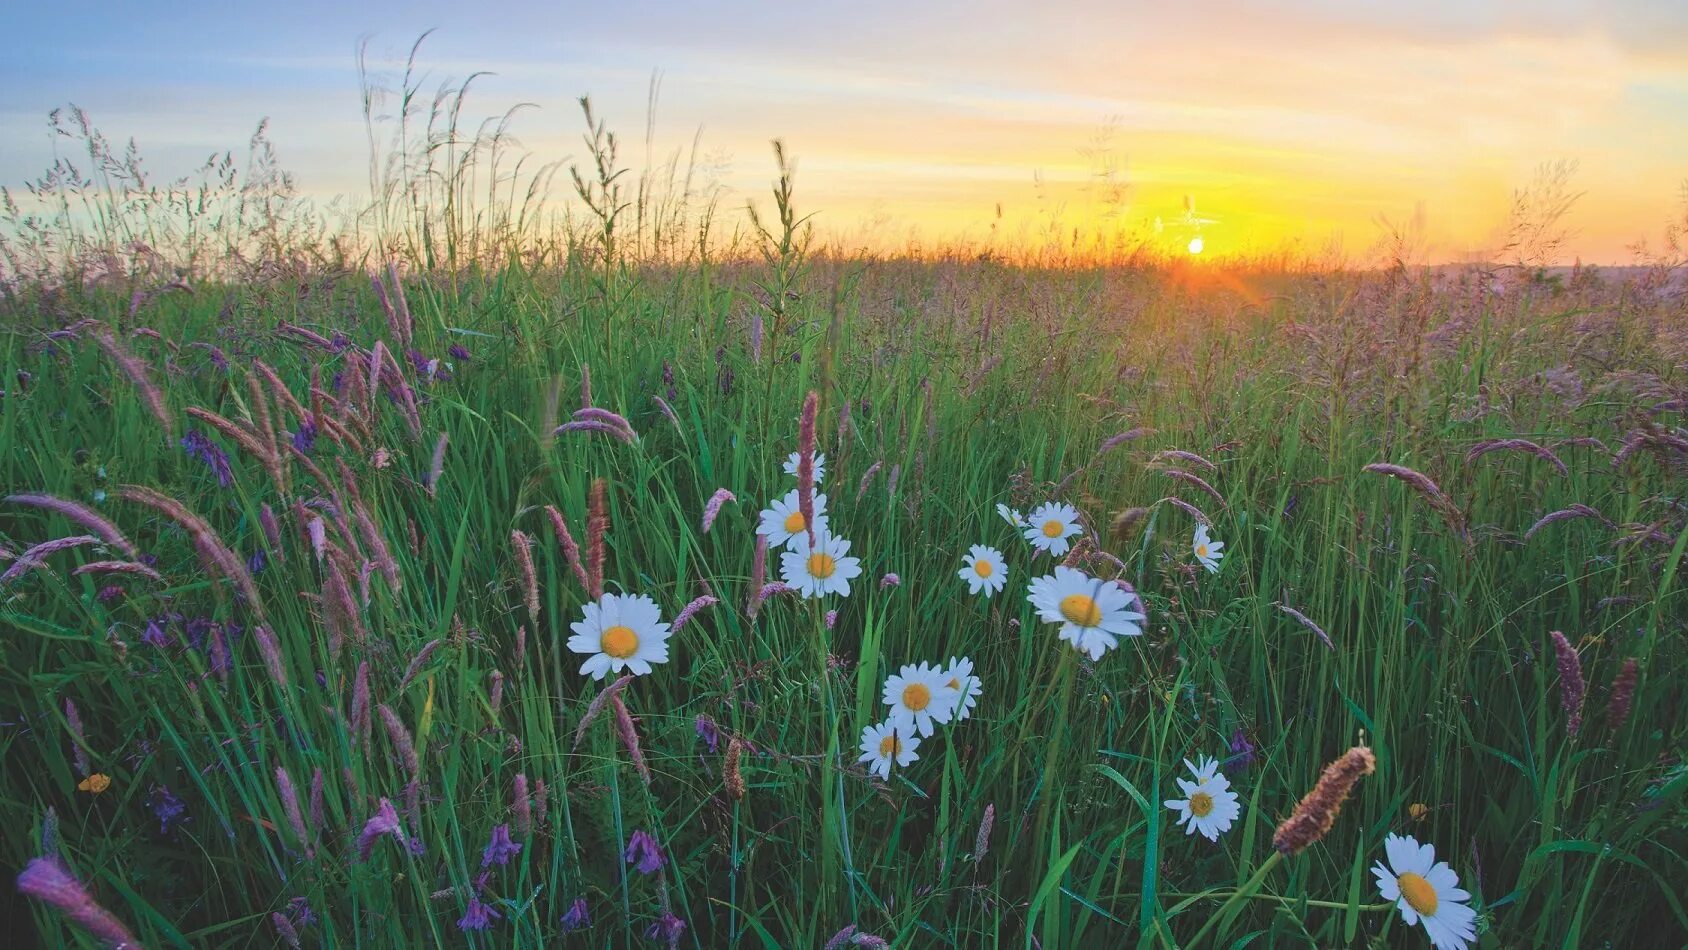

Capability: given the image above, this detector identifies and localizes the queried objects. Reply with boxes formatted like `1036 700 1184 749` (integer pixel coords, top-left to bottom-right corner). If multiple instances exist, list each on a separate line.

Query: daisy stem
1167 892 1393 912
1185 850 1282 949
1030 649 1078 865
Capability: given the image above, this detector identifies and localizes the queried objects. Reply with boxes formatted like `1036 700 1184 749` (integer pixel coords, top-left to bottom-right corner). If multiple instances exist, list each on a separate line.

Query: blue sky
5 1 1686 260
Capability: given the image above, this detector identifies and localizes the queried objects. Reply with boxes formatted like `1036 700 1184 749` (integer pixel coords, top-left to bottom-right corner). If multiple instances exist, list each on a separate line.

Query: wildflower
16 857 141 948
457 897 501 932
996 503 1025 528
1272 745 1376 855
1164 756 1241 841
77 773 110 794
882 662 960 737
1192 524 1224 573
148 784 187 833
858 720 921 780
879 573 900 588
1372 834 1478 950
273 911 301 948
566 593 672 681
1409 802 1430 822
561 897 590 932
1023 501 1083 555
758 489 830 550
784 451 826 483
481 824 522 868
291 417 317 454
645 911 686 946
181 430 235 486
943 656 982 721
625 830 665 875
1549 631 1585 735
958 544 1008 597
1027 566 1145 660
780 528 863 599
1226 728 1258 773
356 798 405 861
449 343 472 361
695 714 721 753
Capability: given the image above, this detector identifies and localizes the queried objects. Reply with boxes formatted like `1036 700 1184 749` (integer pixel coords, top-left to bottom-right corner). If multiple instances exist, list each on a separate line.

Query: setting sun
1187 236 1205 256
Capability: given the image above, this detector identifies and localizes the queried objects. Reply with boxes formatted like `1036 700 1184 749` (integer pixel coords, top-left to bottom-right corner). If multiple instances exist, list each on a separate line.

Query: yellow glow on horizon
1187 236 1204 255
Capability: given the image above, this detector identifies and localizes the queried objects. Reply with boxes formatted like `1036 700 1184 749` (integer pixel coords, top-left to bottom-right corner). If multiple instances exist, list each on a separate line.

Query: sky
3 0 1686 263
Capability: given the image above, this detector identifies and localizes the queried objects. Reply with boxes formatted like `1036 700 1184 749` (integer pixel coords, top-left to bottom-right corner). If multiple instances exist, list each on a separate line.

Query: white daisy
996 503 1025 528
758 489 830 550
957 544 1008 597
779 527 863 599
566 593 672 681
783 451 826 484
1023 501 1083 556
1163 757 1241 841
1373 834 1478 950
1192 524 1224 574
942 656 982 721
858 719 920 780
1027 566 1146 660
882 661 960 737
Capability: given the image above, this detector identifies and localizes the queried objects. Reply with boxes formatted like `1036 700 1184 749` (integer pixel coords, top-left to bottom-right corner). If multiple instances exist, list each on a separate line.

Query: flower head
943 656 982 721
645 911 687 946
566 593 672 681
457 897 501 932
858 719 921 780
625 829 665 875
758 490 830 550
779 528 863 599
958 544 1008 598
561 897 590 932
480 824 522 867
1027 567 1145 660
1372 834 1478 950
996 502 1026 529
77 774 110 794
1164 756 1241 841
1192 524 1224 573
1023 502 1082 555
882 662 960 737
784 451 826 483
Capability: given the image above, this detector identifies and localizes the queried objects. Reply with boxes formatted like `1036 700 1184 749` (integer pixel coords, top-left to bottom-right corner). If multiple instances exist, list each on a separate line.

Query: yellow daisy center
974 559 994 577
1041 519 1065 538
901 682 932 712
1196 544 1209 557
783 511 806 533
1189 791 1214 817
878 733 902 757
808 552 837 578
1059 593 1102 627
600 625 639 659
1397 872 1438 916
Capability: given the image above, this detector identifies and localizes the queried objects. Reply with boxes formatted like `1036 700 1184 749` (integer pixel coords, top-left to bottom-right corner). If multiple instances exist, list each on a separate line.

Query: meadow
2 91 1687 949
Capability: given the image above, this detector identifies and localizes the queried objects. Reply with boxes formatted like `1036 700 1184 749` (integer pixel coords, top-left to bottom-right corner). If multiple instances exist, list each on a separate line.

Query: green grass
1 251 1685 948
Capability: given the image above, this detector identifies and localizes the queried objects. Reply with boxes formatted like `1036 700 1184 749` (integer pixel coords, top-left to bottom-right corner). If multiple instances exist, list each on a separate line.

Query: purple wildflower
181 430 234 486
355 798 405 861
148 784 187 834
880 573 900 588
1226 729 1258 773
142 617 169 647
248 548 268 575
625 830 665 875
695 714 721 753
481 824 522 868
96 585 124 603
449 344 472 361
287 896 317 926
645 911 686 946
457 897 501 932
561 897 590 932
292 417 318 454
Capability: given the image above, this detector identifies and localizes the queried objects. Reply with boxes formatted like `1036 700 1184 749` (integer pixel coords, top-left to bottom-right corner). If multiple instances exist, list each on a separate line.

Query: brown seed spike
1272 745 1376 856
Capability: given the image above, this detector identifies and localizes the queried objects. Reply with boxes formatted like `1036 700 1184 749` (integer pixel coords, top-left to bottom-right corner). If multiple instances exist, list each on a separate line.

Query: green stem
1186 851 1283 949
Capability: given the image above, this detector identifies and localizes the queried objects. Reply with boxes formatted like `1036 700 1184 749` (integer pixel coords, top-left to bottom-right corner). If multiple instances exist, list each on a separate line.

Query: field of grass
3 101 1687 948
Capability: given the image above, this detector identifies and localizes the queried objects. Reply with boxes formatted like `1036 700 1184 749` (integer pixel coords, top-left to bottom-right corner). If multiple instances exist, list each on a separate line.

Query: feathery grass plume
398 639 442 693
65 700 91 776
511 529 539 625
259 503 282 556
1155 495 1212 526
6 494 136 557
1464 438 1568 476
308 769 324 839
1607 658 1639 731
16 857 142 949
1550 631 1586 736
973 803 995 860
1275 603 1335 651
586 479 608 599
1524 503 1611 540
534 779 549 826
671 595 719 635
273 910 302 948
379 704 420 776
253 625 287 688
1361 462 1470 542
855 460 882 502
886 463 901 500
244 371 279 468
365 342 386 422
371 269 397 334
543 504 592 593
425 431 448 497
119 486 262 614
349 662 372 757
724 737 747 799
275 766 309 850
574 674 635 749
186 406 283 485
252 359 307 423
797 389 819 544
386 261 413 345
611 694 653 787
652 394 681 431
1162 468 1227 508
208 626 231 682
93 330 173 438
1150 447 1215 471
71 560 165 582
756 582 796 602
554 419 632 441
1 536 102 585
511 775 532 836
747 534 770 619
836 401 852 453
700 489 735 533
1272 745 1375 855
276 323 336 350
488 670 505 722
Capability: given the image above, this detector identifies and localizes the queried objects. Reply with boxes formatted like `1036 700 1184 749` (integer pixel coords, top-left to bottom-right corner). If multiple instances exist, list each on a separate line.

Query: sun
1187 236 1204 255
